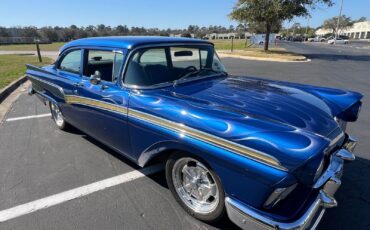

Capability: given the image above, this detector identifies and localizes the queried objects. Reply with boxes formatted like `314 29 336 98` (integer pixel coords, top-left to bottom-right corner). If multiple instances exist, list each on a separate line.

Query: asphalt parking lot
0 41 369 229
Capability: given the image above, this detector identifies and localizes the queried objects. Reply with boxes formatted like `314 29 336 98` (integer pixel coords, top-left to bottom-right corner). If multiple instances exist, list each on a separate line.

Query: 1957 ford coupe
26 37 363 229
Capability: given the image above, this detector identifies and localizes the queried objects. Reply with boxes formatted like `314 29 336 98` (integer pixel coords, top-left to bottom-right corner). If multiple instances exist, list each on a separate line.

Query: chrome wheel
172 157 219 214
50 102 64 127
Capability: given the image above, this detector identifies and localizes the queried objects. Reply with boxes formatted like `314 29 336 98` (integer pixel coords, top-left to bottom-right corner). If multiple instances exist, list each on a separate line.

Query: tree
248 20 282 34
115 25 129 36
229 0 333 51
181 32 192 38
0 27 9 37
323 15 353 35
354 17 367 23
21 26 39 38
40 27 59 42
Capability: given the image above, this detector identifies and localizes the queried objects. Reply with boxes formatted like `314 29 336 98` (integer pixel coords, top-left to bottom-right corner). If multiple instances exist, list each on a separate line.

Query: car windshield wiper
173 68 227 87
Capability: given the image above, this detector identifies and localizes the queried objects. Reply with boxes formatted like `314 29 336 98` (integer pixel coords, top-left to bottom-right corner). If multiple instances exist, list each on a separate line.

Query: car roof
60 36 213 53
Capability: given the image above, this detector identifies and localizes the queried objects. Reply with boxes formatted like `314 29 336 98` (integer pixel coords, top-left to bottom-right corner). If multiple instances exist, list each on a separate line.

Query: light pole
305 18 310 42
335 0 344 43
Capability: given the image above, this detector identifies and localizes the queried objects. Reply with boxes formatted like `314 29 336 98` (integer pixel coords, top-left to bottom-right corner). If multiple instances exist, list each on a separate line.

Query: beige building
342 21 370 39
315 20 370 39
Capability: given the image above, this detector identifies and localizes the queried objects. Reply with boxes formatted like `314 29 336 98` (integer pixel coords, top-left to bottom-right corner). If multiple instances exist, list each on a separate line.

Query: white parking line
6 113 51 122
0 164 163 223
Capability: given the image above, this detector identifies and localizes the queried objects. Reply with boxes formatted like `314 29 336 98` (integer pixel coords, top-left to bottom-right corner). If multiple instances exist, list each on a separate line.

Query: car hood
173 76 350 137
132 75 362 170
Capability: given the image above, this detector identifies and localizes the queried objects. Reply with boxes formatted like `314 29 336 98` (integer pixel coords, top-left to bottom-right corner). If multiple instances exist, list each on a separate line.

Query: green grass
0 42 65 51
210 39 250 50
0 55 54 89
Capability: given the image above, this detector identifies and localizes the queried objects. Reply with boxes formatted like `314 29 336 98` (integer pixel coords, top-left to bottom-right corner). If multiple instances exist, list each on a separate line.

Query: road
0 41 369 229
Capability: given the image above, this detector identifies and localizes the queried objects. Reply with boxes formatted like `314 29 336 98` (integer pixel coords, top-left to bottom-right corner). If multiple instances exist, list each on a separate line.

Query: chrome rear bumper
226 136 357 230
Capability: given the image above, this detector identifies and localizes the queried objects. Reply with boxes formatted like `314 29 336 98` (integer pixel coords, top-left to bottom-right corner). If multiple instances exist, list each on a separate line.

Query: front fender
130 115 289 208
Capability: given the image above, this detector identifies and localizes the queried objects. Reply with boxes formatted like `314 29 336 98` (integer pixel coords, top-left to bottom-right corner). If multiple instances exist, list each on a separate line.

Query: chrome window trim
119 43 218 90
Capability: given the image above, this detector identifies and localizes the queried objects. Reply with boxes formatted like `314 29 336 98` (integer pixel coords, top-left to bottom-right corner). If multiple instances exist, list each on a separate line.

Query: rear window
171 47 201 69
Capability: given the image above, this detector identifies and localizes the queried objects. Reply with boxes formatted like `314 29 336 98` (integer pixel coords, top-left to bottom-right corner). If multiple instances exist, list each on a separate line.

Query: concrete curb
0 75 27 104
218 52 310 63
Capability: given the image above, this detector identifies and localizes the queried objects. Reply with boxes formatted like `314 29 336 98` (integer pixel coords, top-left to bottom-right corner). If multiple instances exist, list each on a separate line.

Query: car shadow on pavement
306 53 370 62
66 127 141 170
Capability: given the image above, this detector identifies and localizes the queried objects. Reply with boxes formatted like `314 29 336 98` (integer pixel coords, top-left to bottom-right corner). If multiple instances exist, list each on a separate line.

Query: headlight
263 184 297 209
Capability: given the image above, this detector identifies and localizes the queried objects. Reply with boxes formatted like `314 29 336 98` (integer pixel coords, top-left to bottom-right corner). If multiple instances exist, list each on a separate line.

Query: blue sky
0 0 369 29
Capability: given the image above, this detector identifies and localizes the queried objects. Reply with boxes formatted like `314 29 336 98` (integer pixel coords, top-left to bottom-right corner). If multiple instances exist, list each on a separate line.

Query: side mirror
90 70 101 85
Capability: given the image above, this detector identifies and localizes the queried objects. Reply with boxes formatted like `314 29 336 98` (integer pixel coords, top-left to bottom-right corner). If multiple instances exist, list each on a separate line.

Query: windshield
124 45 226 87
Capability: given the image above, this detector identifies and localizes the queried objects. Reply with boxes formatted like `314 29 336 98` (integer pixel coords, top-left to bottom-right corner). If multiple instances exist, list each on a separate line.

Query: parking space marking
6 113 51 122
0 164 163 223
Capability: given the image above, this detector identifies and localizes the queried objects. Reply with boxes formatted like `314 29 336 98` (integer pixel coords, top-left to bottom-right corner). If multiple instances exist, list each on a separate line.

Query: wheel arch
138 140 212 168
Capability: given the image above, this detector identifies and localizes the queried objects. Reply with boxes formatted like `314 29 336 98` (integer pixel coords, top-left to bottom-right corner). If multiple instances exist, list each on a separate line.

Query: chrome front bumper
225 136 357 230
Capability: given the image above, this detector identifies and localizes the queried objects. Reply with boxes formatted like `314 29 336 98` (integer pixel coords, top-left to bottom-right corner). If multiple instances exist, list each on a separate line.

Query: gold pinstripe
65 95 286 171
65 95 127 114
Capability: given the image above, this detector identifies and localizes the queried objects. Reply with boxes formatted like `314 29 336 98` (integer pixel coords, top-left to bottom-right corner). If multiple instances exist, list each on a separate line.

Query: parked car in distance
307 37 315 42
308 36 327 42
328 35 349 45
26 36 363 230
315 36 328 42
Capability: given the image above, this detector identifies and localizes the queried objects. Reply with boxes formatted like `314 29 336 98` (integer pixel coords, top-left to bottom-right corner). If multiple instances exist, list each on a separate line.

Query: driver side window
124 48 171 86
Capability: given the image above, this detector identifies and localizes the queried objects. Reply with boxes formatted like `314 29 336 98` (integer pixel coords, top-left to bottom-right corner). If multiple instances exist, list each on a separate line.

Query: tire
49 102 69 131
166 152 225 222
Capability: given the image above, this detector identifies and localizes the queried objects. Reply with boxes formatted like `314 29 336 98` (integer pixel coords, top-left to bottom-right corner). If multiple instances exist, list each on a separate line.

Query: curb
0 75 27 104
218 53 310 63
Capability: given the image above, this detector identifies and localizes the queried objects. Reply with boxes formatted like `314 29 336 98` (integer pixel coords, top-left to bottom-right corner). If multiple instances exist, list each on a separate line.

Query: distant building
315 20 370 39
342 21 370 39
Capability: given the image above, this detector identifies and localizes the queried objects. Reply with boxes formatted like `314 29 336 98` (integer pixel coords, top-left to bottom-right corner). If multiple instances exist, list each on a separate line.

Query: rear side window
59 50 81 74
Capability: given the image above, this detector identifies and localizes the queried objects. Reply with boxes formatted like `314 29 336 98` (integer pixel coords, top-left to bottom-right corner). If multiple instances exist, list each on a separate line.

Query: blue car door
65 48 132 158
54 48 88 122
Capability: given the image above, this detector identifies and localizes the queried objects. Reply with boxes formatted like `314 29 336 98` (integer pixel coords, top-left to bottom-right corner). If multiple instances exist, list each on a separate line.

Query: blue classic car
26 36 363 229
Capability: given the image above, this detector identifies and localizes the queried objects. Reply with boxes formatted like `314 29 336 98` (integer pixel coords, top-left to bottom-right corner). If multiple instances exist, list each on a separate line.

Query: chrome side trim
64 95 127 115
128 109 287 171
64 95 287 171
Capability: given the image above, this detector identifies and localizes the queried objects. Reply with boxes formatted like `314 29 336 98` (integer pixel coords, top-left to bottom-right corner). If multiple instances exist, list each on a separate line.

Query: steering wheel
184 66 197 72
178 66 198 78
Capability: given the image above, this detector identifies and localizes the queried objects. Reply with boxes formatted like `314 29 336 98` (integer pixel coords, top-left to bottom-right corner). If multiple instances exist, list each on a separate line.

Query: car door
67 48 132 158
54 48 87 124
